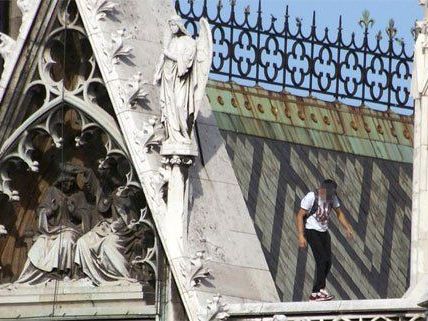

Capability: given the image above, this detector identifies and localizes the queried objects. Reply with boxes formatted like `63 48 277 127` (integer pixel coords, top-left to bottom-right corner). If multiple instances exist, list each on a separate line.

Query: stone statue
0 225 7 237
153 15 212 156
16 163 90 284
74 161 141 285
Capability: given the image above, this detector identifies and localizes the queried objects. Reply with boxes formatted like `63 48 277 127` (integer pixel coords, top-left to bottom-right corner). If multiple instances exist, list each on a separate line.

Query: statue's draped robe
159 34 197 144
17 186 89 284
74 172 139 285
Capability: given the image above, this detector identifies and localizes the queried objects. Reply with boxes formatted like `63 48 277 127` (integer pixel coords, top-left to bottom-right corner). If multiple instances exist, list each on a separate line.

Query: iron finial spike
217 0 223 12
285 4 289 23
338 15 342 29
244 5 250 15
312 11 316 26
257 0 262 27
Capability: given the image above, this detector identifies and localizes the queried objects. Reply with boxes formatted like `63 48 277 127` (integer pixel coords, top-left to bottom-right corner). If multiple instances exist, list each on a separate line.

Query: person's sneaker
309 293 320 301
309 291 334 301
319 289 334 301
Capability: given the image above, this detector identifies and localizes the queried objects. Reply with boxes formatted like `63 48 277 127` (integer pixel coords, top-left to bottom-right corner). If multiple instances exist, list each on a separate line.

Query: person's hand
298 235 308 248
345 228 354 240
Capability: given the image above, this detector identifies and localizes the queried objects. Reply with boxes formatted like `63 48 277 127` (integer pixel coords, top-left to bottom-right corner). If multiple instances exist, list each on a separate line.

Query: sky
257 0 421 47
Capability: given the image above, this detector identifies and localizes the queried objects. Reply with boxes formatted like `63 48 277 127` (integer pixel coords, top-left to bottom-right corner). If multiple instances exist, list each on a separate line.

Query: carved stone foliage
0 34 16 61
0 1 158 300
119 72 149 110
198 294 229 321
17 0 39 29
102 28 134 72
86 0 118 24
181 251 212 288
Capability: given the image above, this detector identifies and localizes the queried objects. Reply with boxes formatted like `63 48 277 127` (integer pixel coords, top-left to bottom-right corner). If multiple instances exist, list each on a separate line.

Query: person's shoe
319 289 334 301
309 290 334 301
309 293 320 301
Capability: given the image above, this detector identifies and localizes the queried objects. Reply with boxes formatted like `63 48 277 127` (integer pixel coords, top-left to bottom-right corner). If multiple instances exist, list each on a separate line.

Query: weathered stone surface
0 281 154 319
409 3 428 303
74 0 279 320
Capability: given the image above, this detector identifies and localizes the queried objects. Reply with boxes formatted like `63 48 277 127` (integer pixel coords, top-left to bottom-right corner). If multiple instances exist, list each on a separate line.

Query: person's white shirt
300 191 340 232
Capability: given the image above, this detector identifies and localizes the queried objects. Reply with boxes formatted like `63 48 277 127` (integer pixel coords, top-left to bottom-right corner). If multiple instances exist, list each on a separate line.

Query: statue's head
98 158 114 177
97 157 123 188
54 162 81 193
168 15 189 36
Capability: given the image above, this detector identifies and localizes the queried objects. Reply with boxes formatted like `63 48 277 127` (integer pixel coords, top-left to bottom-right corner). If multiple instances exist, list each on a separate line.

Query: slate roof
207 80 413 301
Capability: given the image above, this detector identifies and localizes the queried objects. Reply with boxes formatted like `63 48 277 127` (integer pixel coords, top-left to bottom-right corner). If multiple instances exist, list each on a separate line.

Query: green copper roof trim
207 81 413 164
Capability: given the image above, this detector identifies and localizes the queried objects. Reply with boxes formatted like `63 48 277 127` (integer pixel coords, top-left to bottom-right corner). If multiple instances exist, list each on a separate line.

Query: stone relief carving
74 164 148 286
17 0 38 18
0 1 158 289
17 0 39 32
8 160 157 287
0 32 17 92
145 165 169 205
198 294 229 321
130 207 158 277
0 0 40 105
103 28 133 68
181 250 211 288
0 225 6 237
86 0 118 23
120 72 149 110
16 163 91 284
0 33 16 61
137 116 166 153
153 15 212 157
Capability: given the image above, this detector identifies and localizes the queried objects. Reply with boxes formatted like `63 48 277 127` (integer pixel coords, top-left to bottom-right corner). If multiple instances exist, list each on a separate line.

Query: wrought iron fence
176 0 414 113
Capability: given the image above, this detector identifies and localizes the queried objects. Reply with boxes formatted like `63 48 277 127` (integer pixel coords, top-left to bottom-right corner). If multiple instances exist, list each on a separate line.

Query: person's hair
321 179 337 191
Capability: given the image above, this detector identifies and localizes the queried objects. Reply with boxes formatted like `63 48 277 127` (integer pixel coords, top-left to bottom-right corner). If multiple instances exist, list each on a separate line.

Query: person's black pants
305 228 332 293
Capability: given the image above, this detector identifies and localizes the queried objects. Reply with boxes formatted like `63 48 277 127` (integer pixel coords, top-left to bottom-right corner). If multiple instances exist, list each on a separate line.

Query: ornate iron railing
176 0 414 113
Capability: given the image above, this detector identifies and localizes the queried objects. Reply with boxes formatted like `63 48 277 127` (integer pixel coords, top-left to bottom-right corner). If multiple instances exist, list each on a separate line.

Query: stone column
162 154 193 252
411 0 428 289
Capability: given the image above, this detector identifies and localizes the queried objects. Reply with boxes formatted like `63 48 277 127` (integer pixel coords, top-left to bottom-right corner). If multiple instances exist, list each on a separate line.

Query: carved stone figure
16 163 90 284
153 15 212 156
74 161 141 285
0 225 7 237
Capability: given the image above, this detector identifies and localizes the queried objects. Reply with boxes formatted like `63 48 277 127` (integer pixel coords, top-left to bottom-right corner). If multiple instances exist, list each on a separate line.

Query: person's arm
334 207 354 240
295 208 308 248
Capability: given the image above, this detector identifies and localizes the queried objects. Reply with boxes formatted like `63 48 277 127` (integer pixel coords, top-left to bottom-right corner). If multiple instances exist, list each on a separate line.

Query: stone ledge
0 282 155 319
227 299 424 317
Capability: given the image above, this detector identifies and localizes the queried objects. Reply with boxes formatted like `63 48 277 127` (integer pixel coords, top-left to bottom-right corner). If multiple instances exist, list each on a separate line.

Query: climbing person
295 179 354 301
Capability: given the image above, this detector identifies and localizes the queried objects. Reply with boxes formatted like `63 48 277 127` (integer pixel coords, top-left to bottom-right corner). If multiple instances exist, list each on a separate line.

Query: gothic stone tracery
0 1 157 298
